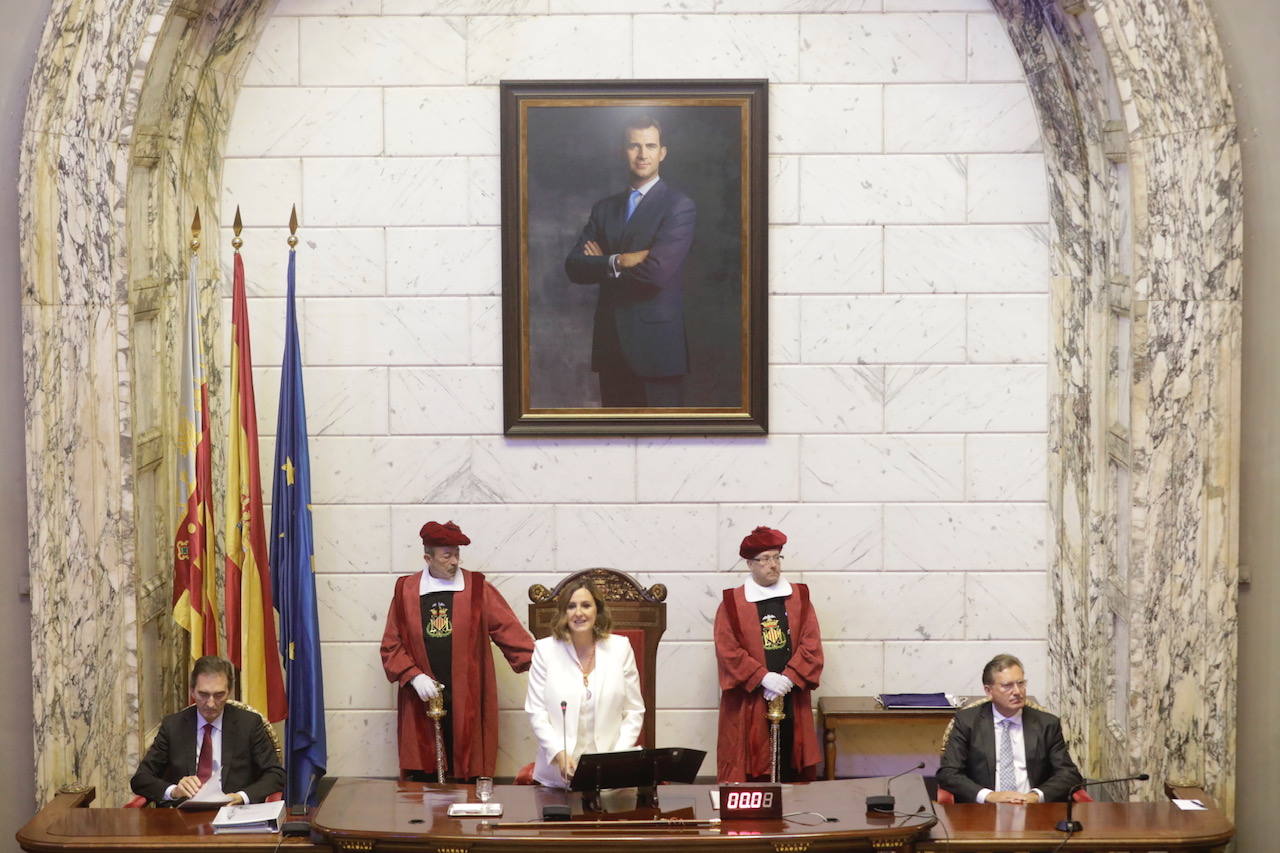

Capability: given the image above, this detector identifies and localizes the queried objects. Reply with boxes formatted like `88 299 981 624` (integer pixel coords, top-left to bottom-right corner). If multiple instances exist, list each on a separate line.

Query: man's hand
583 240 603 256
760 672 793 699
411 673 440 702
617 249 650 269
986 790 1038 804
225 792 246 805
173 775 203 799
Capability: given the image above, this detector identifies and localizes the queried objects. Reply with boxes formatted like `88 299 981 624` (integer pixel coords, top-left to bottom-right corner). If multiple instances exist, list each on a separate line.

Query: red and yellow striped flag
173 245 219 662
224 228 286 721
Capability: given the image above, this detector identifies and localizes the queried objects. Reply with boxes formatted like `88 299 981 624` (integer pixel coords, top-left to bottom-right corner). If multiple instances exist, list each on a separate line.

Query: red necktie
196 723 213 784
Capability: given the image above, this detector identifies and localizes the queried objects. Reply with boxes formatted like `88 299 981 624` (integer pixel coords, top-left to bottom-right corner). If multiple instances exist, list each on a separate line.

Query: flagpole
271 204 327 807
172 208 219 663
224 206 287 721
227 207 242 694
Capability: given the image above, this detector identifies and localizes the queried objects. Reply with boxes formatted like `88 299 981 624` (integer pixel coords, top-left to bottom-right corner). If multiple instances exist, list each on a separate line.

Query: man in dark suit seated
938 653 1083 804
564 114 697 408
131 655 284 805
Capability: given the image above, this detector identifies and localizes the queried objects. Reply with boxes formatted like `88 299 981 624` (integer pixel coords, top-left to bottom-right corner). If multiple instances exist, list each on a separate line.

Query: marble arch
20 0 1240 810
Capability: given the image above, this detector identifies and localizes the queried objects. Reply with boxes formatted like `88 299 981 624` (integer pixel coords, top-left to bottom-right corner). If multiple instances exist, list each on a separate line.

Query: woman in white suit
524 579 644 788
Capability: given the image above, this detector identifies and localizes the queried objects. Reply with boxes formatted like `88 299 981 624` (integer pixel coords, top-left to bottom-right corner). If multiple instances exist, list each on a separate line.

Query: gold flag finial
232 206 243 251
287 204 299 249
190 208 201 252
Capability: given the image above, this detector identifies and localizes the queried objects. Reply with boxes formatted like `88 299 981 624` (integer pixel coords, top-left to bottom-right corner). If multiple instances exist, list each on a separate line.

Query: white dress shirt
163 712 249 804
608 174 662 277
975 708 1045 803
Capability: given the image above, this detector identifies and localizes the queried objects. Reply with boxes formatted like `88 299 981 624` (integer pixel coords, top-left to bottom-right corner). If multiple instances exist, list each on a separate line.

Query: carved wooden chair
515 568 667 784
124 699 283 807
933 696 1091 804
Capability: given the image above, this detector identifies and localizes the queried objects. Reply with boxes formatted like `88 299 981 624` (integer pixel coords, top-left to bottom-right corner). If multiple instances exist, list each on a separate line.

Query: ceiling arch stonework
19 0 1240 811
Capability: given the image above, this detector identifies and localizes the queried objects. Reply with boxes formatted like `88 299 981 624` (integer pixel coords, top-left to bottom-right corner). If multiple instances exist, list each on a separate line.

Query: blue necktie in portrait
626 188 642 221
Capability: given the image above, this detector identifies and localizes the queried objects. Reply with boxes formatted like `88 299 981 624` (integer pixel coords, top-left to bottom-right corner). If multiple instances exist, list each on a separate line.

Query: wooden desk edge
16 788 319 853
17 789 97 852
919 786 1234 851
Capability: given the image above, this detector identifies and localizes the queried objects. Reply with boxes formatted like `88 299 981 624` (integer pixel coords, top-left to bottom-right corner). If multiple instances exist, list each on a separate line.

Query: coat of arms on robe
426 602 453 638
760 614 786 651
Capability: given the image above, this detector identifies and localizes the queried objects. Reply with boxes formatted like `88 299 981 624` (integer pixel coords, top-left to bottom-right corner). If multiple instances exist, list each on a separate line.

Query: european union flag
269 244 327 807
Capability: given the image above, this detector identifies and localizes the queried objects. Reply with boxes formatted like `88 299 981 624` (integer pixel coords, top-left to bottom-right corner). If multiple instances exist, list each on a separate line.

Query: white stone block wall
221 2 1049 778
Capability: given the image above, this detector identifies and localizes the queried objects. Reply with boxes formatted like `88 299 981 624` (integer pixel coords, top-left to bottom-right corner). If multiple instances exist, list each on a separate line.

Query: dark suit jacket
130 704 285 804
564 178 697 378
937 703 1082 803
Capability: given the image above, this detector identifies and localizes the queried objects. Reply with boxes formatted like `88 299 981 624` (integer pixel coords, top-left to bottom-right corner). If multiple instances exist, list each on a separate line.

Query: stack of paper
212 801 286 834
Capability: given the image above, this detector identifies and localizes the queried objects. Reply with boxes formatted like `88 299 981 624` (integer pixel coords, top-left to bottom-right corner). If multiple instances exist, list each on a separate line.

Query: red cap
419 520 471 548
739 526 787 560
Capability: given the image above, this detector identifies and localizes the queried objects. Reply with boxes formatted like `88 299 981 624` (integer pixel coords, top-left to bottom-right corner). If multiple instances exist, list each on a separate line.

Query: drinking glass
475 777 493 804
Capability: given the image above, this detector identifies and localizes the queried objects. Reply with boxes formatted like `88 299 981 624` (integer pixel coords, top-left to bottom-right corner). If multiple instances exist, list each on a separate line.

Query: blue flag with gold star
269 246 327 806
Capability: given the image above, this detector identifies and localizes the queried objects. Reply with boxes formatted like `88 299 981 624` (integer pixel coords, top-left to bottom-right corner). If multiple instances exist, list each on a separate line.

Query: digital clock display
718 784 783 820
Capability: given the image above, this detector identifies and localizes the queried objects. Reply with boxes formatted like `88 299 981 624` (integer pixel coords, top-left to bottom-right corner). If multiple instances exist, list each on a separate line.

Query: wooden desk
923 788 1233 851
16 787 323 852
818 695 984 781
312 777 936 851
19 779 1230 852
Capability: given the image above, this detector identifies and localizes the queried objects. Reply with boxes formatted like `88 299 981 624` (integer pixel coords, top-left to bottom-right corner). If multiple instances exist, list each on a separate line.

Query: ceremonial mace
425 681 447 783
767 695 786 783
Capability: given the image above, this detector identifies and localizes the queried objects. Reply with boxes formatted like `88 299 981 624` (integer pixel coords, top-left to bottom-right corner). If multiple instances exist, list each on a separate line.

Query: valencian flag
172 213 219 663
269 209 327 806
224 211 286 722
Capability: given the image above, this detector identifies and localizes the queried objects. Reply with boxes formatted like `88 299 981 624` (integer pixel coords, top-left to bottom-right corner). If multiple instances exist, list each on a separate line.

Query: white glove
760 672 793 698
410 673 440 702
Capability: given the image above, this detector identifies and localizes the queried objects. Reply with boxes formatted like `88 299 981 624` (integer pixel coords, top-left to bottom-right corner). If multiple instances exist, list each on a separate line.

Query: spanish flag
172 235 219 662
224 221 286 721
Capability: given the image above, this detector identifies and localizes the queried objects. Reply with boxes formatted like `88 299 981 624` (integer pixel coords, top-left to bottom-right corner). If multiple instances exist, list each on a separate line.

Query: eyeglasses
991 680 1028 693
748 554 784 565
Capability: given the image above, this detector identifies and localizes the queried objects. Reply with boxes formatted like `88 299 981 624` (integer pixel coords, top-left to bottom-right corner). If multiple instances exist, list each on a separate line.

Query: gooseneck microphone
281 770 318 836
1055 772 1149 833
866 761 926 814
541 701 573 822
560 701 570 780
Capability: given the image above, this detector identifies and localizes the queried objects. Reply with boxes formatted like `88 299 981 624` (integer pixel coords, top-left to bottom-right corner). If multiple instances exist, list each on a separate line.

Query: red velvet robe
380 569 534 778
714 583 824 782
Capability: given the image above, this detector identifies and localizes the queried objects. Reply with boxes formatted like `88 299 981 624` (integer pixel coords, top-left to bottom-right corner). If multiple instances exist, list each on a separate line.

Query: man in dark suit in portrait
564 115 697 407
938 653 1083 803
131 655 284 805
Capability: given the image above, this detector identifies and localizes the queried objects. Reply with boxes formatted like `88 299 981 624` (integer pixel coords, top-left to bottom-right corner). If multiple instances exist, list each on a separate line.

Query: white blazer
524 633 645 788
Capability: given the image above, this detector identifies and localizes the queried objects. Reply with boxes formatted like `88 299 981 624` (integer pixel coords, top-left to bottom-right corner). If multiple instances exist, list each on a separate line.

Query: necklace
576 644 595 699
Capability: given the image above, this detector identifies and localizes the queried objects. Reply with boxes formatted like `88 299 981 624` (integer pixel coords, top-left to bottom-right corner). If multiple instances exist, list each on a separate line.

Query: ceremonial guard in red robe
381 521 534 780
714 526 825 782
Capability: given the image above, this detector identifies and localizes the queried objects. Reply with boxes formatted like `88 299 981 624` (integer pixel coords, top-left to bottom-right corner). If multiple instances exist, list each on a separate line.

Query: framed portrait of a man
500 79 768 436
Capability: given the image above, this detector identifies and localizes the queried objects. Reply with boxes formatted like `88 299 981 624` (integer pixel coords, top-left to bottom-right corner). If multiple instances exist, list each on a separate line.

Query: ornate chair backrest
937 696 1049 754
222 699 282 760
528 568 667 749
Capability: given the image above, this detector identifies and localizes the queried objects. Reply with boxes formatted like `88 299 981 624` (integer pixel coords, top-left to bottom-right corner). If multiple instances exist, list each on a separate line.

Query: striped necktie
996 718 1016 791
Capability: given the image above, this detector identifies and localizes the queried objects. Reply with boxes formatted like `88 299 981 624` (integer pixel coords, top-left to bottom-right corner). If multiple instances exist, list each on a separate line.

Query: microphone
541 701 573 823
866 761 926 814
281 770 319 836
560 701 570 783
1055 772 1149 833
